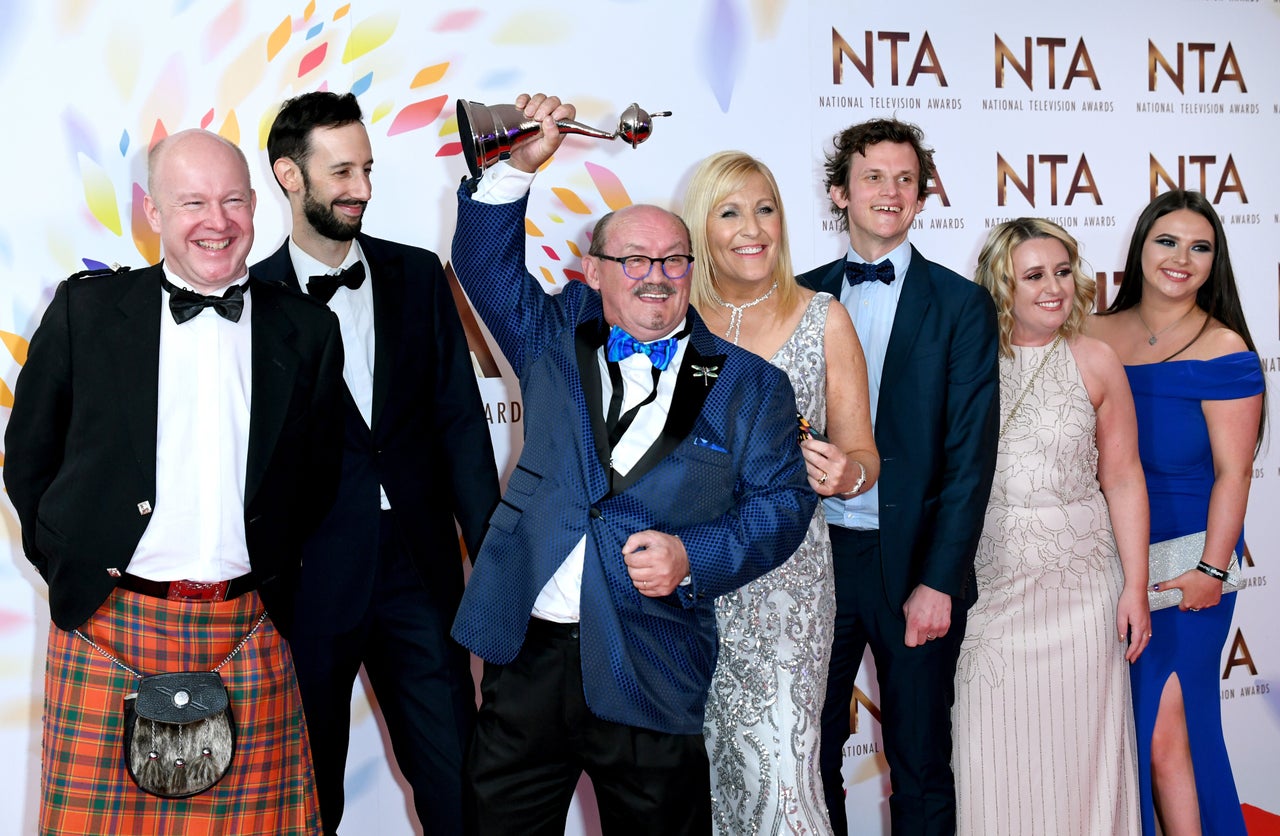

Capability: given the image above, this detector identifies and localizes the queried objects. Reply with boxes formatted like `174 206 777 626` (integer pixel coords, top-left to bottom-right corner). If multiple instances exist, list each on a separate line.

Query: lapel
812 257 848 297
575 318 612 474
245 278 301 505
879 245 933 409
255 237 372 427
359 235 402 429
106 265 163 478
579 312 727 496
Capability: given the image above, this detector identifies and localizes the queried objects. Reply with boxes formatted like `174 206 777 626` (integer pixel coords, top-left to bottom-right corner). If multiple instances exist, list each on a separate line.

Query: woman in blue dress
1088 190 1265 836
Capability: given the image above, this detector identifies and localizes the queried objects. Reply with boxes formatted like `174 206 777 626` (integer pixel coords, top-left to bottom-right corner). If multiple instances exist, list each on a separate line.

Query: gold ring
819 472 828 485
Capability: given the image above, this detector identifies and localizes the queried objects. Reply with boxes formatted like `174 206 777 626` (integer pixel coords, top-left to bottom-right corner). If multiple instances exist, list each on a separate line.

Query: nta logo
1148 41 1247 93
831 28 948 86
994 35 1100 90
1149 154 1248 203
997 154 1101 207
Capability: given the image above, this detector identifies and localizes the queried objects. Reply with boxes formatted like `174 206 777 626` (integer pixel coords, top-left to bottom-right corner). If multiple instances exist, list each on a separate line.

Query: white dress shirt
825 239 914 532
128 266 253 581
290 238 390 510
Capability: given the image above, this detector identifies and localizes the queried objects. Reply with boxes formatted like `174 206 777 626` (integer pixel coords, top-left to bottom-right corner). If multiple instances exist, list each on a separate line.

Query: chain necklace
708 281 778 345
1136 305 1195 346
999 335 1063 440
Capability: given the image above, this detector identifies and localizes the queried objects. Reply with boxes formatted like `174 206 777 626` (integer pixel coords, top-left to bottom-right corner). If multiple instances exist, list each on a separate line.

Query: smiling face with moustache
584 205 692 342
831 140 926 264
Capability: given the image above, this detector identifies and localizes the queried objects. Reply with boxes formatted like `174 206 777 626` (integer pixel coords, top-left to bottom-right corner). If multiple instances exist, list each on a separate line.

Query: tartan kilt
40 587 321 836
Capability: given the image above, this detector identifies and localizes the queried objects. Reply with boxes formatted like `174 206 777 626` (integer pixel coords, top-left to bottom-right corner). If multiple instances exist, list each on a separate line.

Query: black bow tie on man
162 275 245 324
307 262 367 303
844 259 895 287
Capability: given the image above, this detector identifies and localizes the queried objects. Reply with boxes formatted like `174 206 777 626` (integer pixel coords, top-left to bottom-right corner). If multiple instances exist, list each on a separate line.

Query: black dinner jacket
799 247 999 610
3 263 346 633
252 234 499 628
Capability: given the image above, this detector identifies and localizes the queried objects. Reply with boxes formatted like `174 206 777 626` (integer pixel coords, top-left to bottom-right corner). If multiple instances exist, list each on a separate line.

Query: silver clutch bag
1148 530 1244 611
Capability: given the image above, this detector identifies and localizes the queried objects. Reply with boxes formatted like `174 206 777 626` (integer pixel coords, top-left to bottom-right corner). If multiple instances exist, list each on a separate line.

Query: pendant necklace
709 281 778 345
1136 305 1195 346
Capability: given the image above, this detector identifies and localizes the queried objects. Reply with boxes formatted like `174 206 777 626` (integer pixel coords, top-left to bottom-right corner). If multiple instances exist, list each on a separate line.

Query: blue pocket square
692 436 728 453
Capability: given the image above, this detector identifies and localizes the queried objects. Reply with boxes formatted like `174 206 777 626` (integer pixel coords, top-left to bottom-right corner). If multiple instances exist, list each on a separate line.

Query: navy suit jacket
450 185 816 735
253 234 499 629
4 264 345 633
799 249 998 610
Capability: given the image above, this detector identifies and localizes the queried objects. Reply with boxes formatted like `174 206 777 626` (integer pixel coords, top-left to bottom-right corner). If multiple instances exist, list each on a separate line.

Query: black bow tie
844 259 895 287
162 276 245 324
307 262 367 303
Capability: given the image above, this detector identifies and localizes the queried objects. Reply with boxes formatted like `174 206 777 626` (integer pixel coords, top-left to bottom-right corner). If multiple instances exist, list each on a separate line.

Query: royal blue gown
1125 351 1263 836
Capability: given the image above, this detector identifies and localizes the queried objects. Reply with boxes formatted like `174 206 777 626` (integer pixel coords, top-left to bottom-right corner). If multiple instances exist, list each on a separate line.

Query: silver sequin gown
704 292 836 836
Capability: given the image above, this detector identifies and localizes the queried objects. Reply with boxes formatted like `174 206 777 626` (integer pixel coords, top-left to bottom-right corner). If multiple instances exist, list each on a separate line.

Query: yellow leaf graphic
1 331 29 366
410 62 449 88
551 188 591 215
218 111 241 146
79 153 122 236
267 17 291 61
342 12 398 63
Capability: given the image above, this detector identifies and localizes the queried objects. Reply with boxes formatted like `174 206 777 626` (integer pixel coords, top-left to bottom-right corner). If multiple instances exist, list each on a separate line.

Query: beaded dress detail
704 292 836 835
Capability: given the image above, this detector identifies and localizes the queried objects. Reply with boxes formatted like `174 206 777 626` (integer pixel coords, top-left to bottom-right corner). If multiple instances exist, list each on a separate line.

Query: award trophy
456 99 671 178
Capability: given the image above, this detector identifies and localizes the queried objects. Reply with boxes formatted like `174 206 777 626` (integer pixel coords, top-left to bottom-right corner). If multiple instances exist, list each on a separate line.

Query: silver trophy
456 99 671 178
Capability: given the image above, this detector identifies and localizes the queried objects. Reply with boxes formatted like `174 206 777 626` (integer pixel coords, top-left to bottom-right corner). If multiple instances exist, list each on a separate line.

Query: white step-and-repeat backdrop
1 2 1277 833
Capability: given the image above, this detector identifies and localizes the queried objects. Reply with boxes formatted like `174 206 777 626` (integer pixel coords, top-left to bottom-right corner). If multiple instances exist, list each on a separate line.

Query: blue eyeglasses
596 253 695 281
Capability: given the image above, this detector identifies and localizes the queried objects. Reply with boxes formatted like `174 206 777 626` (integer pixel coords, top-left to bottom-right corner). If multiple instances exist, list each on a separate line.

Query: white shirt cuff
472 160 536 205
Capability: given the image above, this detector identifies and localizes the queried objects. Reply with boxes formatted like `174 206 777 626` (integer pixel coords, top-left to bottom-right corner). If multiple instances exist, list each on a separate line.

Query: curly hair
821 118 935 233
974 217 1095 358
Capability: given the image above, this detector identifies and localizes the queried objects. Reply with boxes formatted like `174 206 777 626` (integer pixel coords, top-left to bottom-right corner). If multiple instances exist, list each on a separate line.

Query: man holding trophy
448 93 816 834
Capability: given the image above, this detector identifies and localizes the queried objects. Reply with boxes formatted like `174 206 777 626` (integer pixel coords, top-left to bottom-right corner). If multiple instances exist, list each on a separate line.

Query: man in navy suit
449 93 816 835
252 92 499 835
798 119 999 835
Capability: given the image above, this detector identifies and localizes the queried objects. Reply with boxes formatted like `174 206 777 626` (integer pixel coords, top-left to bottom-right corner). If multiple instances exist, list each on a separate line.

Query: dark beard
302 189 363 242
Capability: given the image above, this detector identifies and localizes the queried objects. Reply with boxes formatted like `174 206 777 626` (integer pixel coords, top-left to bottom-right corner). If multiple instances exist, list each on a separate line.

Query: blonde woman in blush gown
953 218 1150 836
683 151 879 836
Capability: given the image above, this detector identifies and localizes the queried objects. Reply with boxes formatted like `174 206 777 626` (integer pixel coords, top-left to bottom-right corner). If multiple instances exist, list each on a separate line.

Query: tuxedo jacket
449 185 816 736
799 249 999 610
252 234 499 630
4 263 345 633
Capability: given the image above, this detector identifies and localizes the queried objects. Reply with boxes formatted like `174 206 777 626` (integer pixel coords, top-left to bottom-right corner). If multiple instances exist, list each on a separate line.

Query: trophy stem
457 99 670 177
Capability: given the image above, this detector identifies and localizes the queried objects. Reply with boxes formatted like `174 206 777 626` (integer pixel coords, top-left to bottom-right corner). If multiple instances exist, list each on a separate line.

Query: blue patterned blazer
449 185 816 735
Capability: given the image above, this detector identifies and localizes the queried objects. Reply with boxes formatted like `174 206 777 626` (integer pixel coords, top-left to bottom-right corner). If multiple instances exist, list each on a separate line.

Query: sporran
75 610 267 797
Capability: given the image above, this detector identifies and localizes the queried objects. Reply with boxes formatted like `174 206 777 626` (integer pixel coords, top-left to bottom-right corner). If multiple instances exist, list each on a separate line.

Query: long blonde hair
975 217 1096 358
683 151 799 316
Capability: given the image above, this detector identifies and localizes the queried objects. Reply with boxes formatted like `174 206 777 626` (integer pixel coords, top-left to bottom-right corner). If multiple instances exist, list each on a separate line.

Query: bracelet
1195 561 1229 581
839 460 867 499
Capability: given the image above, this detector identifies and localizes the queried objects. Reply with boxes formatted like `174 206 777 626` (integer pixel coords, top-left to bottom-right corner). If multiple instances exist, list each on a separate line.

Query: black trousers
820 527 966 836
289 510 476 835
468 618 712 836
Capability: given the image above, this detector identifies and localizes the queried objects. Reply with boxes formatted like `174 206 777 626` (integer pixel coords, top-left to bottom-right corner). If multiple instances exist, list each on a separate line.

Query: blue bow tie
606 325 678 371
845 259 895 287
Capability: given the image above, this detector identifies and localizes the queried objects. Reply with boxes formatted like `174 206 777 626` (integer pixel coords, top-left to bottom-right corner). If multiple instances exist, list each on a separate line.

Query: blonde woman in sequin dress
684 151 879 835
953 218 1150 836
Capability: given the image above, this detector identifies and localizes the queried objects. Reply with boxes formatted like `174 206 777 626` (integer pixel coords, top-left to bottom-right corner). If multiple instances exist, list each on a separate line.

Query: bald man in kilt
4 129 344 834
